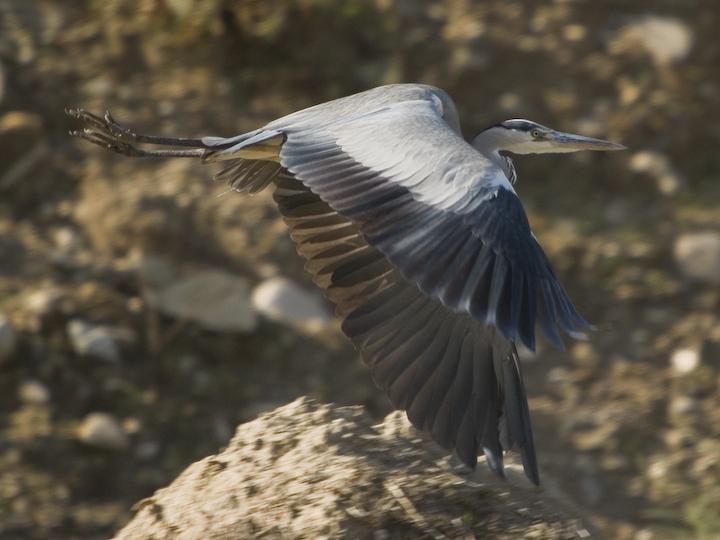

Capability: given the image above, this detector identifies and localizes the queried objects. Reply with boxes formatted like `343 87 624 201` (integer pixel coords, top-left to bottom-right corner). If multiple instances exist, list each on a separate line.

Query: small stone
18 379 51 404
572 342 600 367
53 226 81 252
670 348 698 373
668 395 697 416
612 16 694 64
0 314 17 361
145 268 258 333
78 412 129 450
25 289 61 314
251 277 332 329
122 417 142 435
646 459 667 480
562 24 587 42
674 232 720 285
629 151 683 195
663 428 695 449
67 319 122 363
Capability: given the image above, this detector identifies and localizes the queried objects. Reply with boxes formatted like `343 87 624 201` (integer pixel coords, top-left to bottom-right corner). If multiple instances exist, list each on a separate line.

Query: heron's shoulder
266 84 459 132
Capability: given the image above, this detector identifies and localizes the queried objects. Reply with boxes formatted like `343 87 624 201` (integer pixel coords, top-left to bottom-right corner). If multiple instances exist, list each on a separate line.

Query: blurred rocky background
0 0 719 538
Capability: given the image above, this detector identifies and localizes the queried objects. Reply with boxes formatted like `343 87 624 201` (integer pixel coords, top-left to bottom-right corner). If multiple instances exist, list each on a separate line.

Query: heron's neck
488 150 517 185
472 130 518 184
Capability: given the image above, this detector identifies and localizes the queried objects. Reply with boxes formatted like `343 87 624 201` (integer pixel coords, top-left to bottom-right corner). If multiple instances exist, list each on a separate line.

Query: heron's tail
201 129 285 163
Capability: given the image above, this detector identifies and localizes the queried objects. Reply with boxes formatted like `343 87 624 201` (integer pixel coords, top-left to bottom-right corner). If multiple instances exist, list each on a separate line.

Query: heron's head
472 119 626 155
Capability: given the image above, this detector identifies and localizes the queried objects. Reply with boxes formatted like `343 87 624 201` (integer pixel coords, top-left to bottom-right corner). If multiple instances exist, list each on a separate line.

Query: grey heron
68 83 625 485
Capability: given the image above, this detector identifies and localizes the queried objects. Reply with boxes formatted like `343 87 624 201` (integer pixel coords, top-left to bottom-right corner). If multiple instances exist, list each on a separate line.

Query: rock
78 412 129 450
668 395 698 417
67 319 122 362
611 16 694 64
18 379 51 404
670 348 699 374
24 288 62 314
251 277 332 329
674 232 720 285
113 398 602 540
0 314 17 361
629 150 683 196
144 269 258 333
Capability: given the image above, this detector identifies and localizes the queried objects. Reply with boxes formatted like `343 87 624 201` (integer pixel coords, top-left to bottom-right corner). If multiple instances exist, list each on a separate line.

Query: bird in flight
68 84 625 484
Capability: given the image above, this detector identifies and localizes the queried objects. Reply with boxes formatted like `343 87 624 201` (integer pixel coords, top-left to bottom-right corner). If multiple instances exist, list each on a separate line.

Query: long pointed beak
548 131 626 152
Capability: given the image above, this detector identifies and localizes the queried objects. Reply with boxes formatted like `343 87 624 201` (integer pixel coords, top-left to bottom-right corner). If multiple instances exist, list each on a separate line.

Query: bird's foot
66 109 149 157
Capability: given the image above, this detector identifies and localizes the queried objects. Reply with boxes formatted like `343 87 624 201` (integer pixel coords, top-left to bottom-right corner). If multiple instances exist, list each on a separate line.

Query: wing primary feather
454 403 479 469
385 304 449 408
425 324 468 434
437 239 484 307
537 280 564 349
405 312 457 425
517 274 536 351
342 282 418 341
502 346 539 485
485 256 509 334
327 250 392 287
481 382 505 479
462 245 496 320
406 220 477 296
376 299 443 388
447 333 477 457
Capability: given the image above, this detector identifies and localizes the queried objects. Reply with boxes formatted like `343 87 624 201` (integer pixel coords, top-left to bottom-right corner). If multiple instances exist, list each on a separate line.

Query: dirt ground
1 0 720 539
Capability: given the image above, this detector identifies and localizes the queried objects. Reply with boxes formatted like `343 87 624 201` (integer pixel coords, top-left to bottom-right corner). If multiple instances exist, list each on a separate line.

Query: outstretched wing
277 97 589 351
273 172 538 484
205 88 588 484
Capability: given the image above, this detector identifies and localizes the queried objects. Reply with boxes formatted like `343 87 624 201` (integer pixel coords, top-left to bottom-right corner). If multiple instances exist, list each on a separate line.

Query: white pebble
647 460 667 479
18 379 51 404
252 277 332 329
671 348 698 373
631 16 694 64
67 320 121 363
674 232 720 285
144 269 258 333
669 395 696 416
77 412 129 450
24 289 61 314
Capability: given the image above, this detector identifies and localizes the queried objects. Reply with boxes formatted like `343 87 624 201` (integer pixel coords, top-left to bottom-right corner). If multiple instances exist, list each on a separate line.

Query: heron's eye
531 129 541 138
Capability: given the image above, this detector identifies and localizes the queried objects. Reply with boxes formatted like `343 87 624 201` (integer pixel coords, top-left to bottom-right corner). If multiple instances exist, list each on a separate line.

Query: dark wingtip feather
522 451 540 485
503 347 540 485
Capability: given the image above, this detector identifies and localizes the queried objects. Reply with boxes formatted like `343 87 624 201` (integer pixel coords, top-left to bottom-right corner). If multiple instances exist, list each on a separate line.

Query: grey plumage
68 83 625 485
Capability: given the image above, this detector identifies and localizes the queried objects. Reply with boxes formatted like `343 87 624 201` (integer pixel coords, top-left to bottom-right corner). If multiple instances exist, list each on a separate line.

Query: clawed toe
66 110 145 156
66 108 209 158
